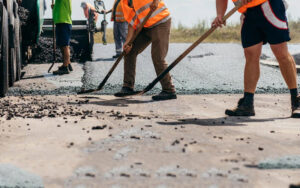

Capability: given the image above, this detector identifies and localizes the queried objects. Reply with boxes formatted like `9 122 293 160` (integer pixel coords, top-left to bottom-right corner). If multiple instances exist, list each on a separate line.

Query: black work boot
114 87 136 97
113 54 121 59
68 64 73 71
152 91 177 101
291 95 300 118
225 98 255 116
53 65 70 75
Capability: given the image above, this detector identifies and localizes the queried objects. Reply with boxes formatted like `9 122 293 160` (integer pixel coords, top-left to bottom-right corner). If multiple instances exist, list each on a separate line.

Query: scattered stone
92 125 107 130
130 136 140 140
258 147 264 151
85 173 95 178
140 173 150 177
67 142 74 148
120 173 130 178
166 173 176 178
172 140 180 146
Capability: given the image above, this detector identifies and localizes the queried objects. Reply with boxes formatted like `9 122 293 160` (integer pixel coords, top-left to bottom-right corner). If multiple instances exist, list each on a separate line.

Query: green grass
94 20 300 44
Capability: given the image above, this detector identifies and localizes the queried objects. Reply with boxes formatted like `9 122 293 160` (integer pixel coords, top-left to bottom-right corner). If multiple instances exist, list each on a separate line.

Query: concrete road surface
0 94 300 187
2 43 300 187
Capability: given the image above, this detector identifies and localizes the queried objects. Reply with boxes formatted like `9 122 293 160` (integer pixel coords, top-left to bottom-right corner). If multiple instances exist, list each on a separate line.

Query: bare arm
212 0 228 27
216 0 228 18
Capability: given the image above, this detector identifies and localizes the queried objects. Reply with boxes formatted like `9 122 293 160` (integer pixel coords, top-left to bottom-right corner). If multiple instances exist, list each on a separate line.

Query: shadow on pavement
69 98 155 107
21 73 58 80
157 117 289 126
79 96 102 99
93 58 115 62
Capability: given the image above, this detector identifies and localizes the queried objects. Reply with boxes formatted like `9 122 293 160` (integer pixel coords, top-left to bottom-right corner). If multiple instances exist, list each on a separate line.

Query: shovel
48 0 56 73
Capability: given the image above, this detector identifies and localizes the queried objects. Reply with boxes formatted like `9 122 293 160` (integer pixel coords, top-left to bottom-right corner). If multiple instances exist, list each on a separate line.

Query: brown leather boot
225 98 255 116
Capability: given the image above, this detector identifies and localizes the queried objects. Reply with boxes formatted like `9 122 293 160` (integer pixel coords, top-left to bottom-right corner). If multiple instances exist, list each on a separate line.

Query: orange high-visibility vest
121 0 170 29
111 0 126 22
233 0 268 13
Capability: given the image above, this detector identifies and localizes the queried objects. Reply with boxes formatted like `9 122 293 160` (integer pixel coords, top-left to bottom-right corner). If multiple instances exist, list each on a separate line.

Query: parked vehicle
0 0 45 97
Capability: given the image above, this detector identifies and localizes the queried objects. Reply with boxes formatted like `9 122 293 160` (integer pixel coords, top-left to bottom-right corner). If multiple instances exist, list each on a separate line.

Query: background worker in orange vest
81 2 99 22
212 0 300 118
114 0 177 101
103 0 128 58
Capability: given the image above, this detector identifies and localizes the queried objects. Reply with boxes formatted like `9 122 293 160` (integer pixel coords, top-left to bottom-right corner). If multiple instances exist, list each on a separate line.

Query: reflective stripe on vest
261 1 288 29
139 5 168 23
122 0 170 29
232 0 268 13
112 0 126 22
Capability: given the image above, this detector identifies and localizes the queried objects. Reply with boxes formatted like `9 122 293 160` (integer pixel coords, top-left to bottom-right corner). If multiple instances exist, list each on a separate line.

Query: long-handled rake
77 10 154 94
48 0 56 73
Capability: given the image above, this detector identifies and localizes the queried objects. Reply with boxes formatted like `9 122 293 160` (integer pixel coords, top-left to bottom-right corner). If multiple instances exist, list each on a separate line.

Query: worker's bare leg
61 46 71 67
270 42 300 117
270 42 297 89
244 42 263 94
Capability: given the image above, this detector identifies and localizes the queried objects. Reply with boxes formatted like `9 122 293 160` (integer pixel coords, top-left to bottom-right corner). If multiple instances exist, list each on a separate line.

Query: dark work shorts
56 23 72 47
241 0 290 48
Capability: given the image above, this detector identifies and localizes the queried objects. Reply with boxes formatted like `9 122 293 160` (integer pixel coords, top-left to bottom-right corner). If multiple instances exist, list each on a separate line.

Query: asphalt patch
0 164 44 188
258 156 300 169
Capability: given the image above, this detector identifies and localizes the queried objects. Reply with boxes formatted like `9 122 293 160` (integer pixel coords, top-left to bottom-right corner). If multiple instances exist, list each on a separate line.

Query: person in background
52 0 73 75
81 2 99 22
103 0 128 58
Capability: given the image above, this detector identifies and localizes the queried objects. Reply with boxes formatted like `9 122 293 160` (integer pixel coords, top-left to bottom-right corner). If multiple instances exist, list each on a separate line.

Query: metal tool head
77 89 97 95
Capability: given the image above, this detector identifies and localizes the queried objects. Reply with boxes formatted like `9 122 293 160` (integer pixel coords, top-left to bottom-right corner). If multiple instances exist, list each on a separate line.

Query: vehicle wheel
7 1 17 87
9 44 16 86
88 10 94 60
89 29 94 59
0 5 9 97
15 10 21 81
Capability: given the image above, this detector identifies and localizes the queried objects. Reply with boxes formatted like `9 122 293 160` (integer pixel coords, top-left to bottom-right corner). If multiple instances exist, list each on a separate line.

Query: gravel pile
30 36 90 63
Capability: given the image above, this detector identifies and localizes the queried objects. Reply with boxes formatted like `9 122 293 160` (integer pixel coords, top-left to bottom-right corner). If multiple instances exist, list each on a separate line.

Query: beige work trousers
123 19 175 93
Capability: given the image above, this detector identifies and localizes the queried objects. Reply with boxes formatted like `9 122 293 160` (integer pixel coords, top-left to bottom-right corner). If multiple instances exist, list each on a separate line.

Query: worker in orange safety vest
103 0 128 58
212 0 300 118
114 0 177 101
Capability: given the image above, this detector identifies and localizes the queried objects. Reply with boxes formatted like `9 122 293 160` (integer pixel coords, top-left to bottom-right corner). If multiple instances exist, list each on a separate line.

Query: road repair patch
258 156 300 169
0 164 44 187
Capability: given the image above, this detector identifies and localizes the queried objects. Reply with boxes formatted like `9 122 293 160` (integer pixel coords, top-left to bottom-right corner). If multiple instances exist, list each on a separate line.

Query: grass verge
94 20 300 44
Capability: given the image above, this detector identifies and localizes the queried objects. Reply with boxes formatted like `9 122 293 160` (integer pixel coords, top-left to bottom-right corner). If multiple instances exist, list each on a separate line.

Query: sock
243 92 254 105
290 88 299 107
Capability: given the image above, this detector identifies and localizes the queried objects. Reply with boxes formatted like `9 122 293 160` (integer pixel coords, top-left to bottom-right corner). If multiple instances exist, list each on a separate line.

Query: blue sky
45 0 300 28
